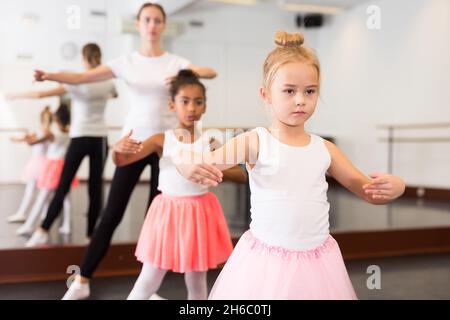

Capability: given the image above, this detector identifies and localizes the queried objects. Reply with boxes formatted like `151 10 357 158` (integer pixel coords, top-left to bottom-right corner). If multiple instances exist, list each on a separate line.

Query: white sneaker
16 224 34 236
25 230 49 247
62 281 90 300
149 294 167 300
8 214 27 223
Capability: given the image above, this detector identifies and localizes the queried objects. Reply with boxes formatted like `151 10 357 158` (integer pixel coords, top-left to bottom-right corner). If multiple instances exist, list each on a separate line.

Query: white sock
39 200 49 221
16 223 35 236
185 272 208 300
8 180 37 222
26 229 49 247
62 280 90 300
127 263 167 300
19 189 51 234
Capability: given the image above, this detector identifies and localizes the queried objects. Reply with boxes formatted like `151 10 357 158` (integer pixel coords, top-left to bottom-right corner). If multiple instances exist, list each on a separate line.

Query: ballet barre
377 122 450 173
0 128 28 133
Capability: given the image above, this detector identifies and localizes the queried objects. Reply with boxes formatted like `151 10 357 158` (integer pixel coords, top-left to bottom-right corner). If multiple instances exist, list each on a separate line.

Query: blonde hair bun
275 31 305 47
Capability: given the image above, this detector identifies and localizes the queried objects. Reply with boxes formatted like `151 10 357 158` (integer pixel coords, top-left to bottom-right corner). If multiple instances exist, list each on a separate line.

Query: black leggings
80 153 160 278
41 137 108 237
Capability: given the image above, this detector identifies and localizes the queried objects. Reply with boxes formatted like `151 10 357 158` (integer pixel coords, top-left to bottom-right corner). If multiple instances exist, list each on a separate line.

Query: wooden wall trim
2 227 450 284
335 227 450 260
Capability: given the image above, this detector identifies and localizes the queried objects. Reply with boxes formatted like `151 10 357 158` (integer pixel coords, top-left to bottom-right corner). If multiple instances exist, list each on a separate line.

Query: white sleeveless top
46 131 70 160
248 127 332 250
158 130 212 197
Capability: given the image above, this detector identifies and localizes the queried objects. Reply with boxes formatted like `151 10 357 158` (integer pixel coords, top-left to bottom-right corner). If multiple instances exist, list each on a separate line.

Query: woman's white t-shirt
107 52 191 141
64 81 117 138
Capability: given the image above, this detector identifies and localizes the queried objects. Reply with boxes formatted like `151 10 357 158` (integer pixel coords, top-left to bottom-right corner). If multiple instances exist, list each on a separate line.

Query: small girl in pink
24 104 79 246
7 106 52 223
174 32 406 300
113 70 246 300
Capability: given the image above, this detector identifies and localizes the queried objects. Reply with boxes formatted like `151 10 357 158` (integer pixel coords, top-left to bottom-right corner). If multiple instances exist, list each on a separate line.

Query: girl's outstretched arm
10 132 30 143
176 131 259 187
25 130 54 146
324 140 405 205
34 65 114 85
7 86 66 100
112 131 164 167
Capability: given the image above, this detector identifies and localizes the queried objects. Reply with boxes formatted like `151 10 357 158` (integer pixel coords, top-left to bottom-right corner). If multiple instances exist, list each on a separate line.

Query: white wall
311 0 450 188
169 1 322 128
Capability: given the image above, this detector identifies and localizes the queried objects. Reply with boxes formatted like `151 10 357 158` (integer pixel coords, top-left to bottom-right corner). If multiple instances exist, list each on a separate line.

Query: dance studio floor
1 252 450 299
0 182 449 249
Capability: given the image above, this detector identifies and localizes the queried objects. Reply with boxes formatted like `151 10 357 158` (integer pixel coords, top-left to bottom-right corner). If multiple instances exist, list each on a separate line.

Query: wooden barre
379 137 450 143
377 123 450 130
106 126 253 132
0 128 28 133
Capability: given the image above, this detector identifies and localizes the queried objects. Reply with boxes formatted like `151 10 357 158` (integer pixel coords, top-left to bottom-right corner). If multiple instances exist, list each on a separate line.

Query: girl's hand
363 173 406 202
24 133 37 145
34 70 49 82
113 130 143 154
174 149 223 187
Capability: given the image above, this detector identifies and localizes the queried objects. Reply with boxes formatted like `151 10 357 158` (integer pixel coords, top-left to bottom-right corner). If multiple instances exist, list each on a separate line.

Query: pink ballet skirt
37 158 79 190
209 231 357 300
21 155 47 182
135 192 234 273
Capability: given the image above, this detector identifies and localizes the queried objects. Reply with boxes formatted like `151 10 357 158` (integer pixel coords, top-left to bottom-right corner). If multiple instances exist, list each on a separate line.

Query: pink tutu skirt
135 192 234 273
209 231 357 300
37 158 79 190
21 155 47 182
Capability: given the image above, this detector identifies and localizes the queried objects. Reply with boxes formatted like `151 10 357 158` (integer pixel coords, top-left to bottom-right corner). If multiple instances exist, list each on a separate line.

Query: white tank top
46 131 70 160
158 130 211 197
248 127 331 250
